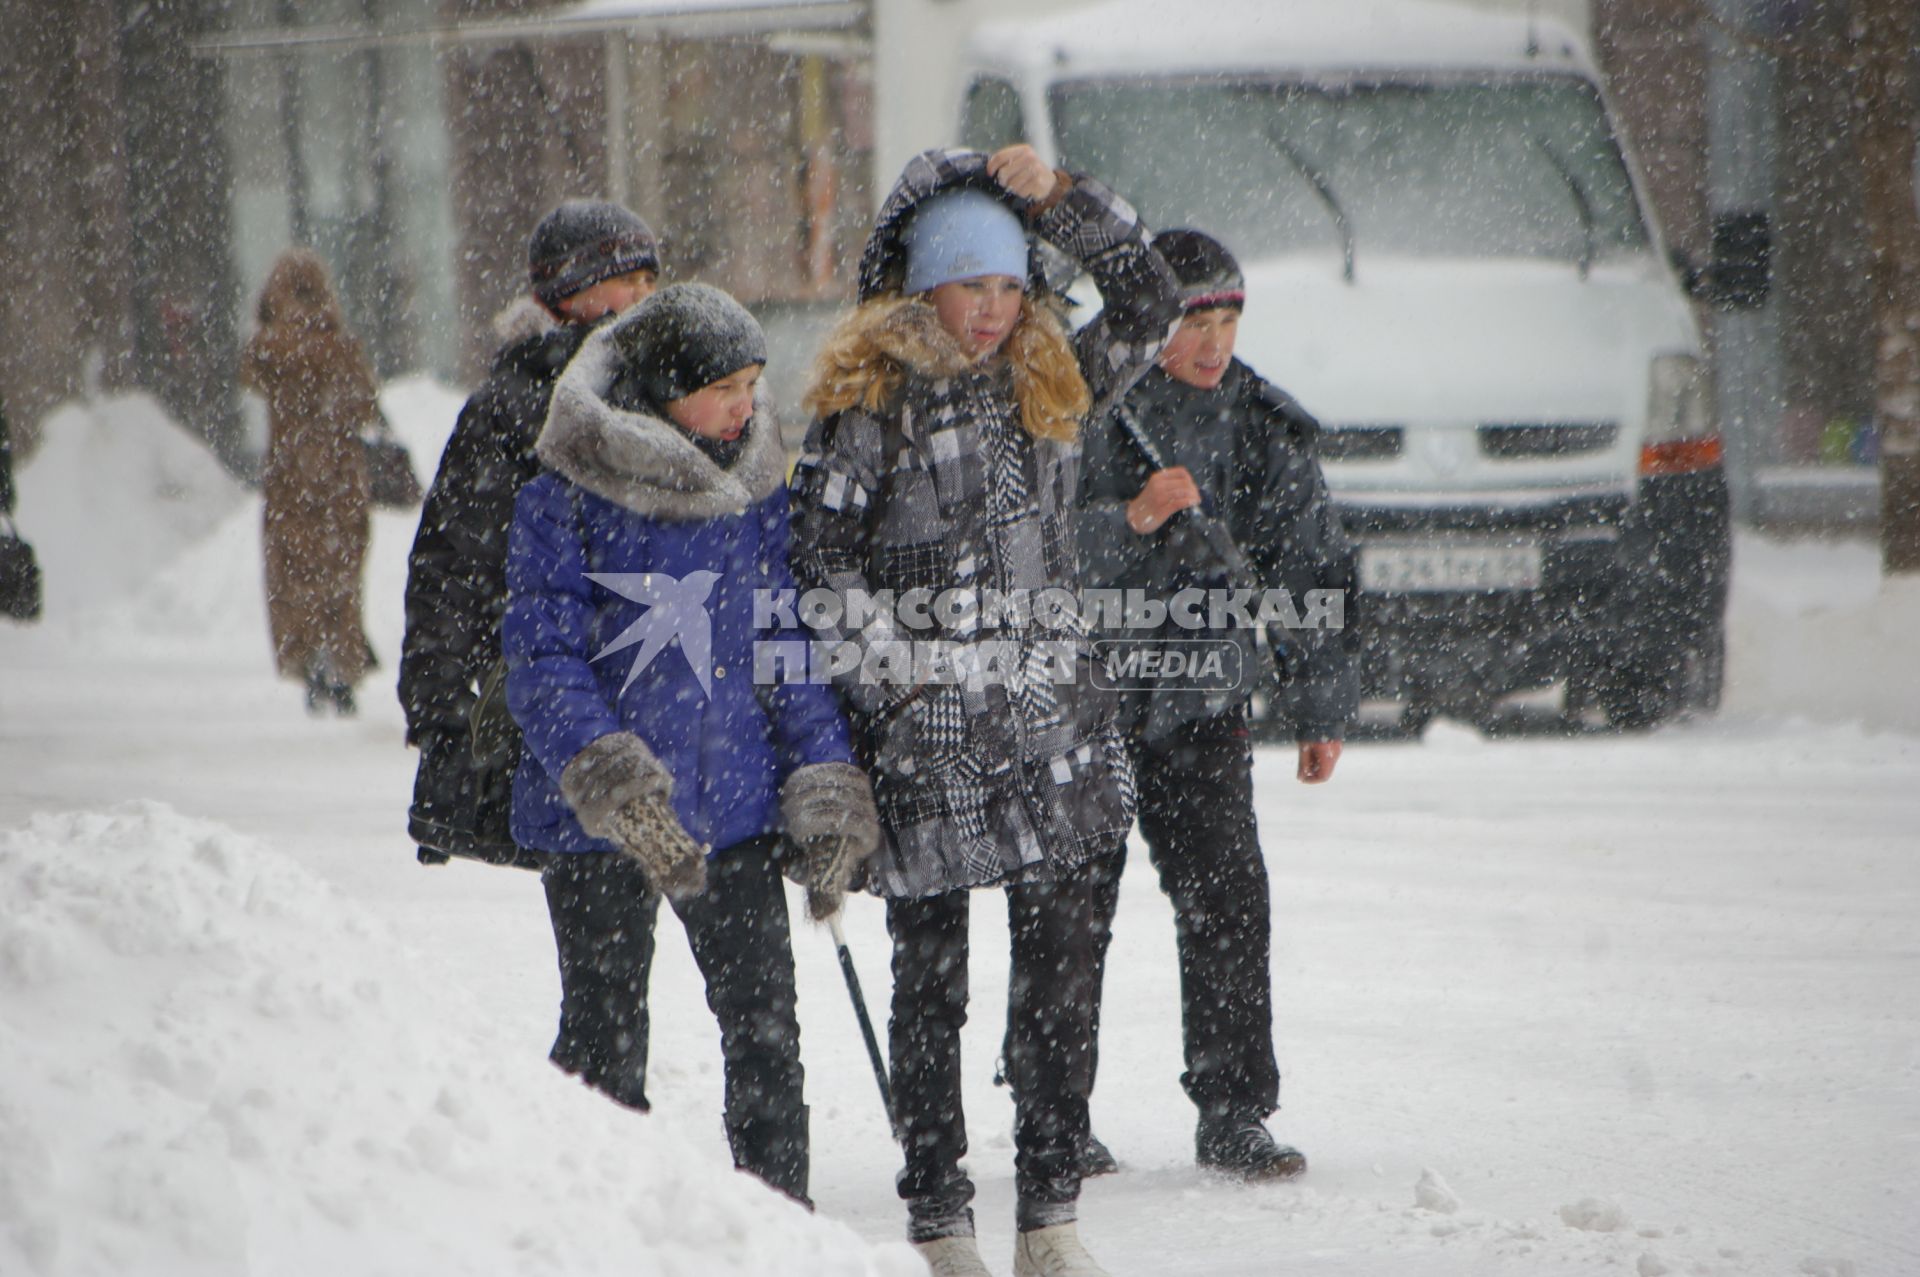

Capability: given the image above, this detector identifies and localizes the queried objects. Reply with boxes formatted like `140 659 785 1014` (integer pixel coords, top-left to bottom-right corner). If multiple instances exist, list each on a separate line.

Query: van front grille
1319 425 1404 461
1478 423 1619 458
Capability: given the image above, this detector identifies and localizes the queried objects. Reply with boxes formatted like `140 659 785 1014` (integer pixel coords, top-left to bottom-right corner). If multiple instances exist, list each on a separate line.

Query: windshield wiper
1258 124 1355 284
1530 137 1595 280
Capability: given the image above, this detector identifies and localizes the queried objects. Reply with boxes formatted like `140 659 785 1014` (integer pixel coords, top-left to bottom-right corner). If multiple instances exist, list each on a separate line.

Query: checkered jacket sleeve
1032 176 1182 420
787 406 905 716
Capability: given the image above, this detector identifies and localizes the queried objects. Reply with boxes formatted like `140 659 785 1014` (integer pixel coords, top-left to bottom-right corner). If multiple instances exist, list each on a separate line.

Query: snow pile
0 803 915 1277
54 376 465 672
1724 532 1920 732
1413 1167 1461 1214
374 374 466 478
12 394 248 621
1557 1197 1629 1234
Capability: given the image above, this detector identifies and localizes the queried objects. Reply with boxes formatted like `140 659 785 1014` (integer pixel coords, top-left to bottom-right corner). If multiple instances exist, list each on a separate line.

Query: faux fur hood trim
493 296 562 348
805 295 1089 443
537 322 787 522
806 297 974 421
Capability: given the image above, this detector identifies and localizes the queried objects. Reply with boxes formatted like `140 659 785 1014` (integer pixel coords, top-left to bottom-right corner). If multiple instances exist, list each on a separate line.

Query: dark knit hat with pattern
608 283 767 408
528 200 660 307
1154 228 1246 312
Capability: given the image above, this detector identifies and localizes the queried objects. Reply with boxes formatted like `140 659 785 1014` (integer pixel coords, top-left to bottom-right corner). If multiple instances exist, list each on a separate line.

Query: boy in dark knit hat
399 198 661 1102
1073 227 1358 1182
504 282 879 1205
526 199 662 314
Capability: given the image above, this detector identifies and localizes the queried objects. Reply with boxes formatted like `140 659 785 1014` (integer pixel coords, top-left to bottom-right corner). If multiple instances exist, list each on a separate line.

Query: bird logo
586 571 720 697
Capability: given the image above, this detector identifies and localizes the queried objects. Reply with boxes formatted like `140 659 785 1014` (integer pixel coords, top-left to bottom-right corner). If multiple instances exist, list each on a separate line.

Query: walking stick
827 912 899 1143
1114 402 1262 591
1114 402 1292 680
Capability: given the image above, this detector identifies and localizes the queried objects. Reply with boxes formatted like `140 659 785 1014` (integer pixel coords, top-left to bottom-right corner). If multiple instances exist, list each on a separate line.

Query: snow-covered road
3 384 1915 1275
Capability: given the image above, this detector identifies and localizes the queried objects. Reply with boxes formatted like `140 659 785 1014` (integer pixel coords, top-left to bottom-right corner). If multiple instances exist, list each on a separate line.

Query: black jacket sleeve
1074 405 1161 591
398 379 537 745
1231 376 1359 741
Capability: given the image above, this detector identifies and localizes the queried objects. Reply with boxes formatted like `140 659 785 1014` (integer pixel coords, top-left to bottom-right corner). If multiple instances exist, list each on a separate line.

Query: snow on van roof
967 0 1595 81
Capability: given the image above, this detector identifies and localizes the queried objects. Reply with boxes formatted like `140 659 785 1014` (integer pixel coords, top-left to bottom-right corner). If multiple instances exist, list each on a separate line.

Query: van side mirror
1704 211 1772 309
1669 248 1704 297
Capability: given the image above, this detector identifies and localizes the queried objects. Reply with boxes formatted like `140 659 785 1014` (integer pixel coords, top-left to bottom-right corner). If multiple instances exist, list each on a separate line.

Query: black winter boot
996 1054 1118 1178
303 659 329 716
1079 1132 1119 1177
1195 1113 1306 1181
727 1102 811 1209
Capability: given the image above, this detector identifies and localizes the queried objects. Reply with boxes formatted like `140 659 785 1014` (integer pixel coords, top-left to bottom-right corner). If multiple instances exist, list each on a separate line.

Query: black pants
1087 709 1280 1121
541 835 809 1203
888 857 1106 1242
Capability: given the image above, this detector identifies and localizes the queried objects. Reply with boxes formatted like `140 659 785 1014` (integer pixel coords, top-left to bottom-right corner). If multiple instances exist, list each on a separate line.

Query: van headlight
1642 354 1721 475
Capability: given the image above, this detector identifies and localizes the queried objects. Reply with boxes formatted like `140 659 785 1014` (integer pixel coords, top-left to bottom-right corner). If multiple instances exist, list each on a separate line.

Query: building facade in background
0 0 872 469
0 0 1907 529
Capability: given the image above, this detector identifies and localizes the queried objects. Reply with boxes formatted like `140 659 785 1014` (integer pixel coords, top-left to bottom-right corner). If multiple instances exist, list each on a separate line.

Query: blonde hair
806 295 1091 444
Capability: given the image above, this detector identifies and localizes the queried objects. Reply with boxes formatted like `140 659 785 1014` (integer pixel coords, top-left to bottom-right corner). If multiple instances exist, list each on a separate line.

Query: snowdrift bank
0 803 915 1277
12 394 247 621
1724 533 1920 732
26 378 465 697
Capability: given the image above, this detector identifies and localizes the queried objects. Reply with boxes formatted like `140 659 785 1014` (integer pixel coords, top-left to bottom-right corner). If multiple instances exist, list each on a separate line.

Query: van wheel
1597 629 1721 731
1687 624 1726 714
1399 700 1437 737
1599 671 1677 731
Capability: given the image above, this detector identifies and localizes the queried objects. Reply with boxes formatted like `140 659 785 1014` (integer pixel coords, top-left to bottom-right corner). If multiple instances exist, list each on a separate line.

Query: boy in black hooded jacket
398 199 659 1109
1074 229 1358 1182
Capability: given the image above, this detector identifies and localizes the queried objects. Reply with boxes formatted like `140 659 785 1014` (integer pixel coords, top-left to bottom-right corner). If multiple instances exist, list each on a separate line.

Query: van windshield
1048 77 1650 266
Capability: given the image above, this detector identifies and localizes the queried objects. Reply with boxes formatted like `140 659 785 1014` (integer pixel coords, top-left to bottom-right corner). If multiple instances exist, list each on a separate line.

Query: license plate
1359 541 1543 593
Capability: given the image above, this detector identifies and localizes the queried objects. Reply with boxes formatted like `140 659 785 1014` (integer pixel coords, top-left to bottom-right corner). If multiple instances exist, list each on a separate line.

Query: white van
961 0 1732 730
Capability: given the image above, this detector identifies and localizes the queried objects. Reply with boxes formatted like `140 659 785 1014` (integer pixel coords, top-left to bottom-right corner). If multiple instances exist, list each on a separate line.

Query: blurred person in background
241 248 377 716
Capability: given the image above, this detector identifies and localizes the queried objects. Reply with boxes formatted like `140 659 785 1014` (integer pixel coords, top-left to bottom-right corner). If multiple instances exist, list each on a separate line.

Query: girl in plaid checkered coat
788 146 1179 1277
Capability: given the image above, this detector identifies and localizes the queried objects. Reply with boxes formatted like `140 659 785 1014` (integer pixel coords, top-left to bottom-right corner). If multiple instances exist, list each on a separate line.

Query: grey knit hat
528 200 660 307
608 283 767 407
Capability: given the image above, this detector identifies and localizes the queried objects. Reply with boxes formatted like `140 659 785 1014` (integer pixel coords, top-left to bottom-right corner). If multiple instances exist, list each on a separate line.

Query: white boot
1012 1222 1110 1277
914 1234 994 1277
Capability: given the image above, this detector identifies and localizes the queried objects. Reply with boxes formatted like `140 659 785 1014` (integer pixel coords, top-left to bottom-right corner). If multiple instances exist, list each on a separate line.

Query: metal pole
605 30 629 206
827 912 898 1142
1706 0 1784 522
275 0 310 246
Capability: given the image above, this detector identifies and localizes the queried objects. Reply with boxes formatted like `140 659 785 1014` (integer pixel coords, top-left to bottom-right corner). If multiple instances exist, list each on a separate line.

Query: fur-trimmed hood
805 294 1089 442
537 321 786 522
816 148 1091 441
806 296 974 419
493 295 562 348
857 148 1050 303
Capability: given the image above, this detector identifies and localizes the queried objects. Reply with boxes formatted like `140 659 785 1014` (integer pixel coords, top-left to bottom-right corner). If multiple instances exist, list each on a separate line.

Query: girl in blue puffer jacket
504 283 880 1206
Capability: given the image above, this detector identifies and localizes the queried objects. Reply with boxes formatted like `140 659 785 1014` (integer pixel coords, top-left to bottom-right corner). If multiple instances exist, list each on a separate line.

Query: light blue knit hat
902 190 1030 295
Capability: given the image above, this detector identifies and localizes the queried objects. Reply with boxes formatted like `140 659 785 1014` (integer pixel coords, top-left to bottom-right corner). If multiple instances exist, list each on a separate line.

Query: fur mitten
561 733 706 898
800 834 864 923
560 732 673 837
605 795 709 900
781 762 881 921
